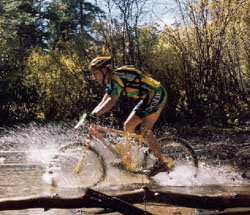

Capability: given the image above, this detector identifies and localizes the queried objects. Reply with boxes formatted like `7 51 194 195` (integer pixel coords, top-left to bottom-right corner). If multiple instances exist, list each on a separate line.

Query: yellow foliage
24 46 89 116
89 45 97 51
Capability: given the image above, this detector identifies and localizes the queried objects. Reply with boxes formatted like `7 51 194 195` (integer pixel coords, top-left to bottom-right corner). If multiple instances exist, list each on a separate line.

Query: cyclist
87 56 174 176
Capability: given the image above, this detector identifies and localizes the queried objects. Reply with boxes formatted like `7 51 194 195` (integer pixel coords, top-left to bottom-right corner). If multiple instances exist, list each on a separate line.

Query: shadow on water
0 122 250 215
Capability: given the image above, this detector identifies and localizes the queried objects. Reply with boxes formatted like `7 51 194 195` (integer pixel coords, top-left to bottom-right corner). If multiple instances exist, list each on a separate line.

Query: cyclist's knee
124 120 135 133
124 113 142 133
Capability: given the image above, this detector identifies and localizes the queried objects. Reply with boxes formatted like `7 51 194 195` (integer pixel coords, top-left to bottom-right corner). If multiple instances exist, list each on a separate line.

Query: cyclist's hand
75 113 96 129
85 113 97 123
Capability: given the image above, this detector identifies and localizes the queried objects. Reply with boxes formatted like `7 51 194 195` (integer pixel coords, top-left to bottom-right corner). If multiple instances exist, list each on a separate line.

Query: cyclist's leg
123 87 170 172
123 110 142 160
123 99 152 152
140 107 175 177
140 87 175 175
124 98 165 161
140 86 168 162
140 107 164 161
124 110 142 133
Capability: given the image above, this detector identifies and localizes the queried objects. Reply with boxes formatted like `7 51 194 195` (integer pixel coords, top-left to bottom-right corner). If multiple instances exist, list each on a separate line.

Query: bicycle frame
89 123 144 152
75 123 146 173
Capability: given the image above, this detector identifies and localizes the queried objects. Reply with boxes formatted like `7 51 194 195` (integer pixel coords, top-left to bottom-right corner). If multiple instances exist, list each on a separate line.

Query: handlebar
74 113 88 129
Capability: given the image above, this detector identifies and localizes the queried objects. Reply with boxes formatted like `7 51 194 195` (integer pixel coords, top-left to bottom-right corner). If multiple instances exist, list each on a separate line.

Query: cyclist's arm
94 93 110 109
91 76 122 117
91 93 119 116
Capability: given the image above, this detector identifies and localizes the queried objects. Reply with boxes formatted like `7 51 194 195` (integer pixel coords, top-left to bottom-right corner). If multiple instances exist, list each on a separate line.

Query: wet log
0 192 95 211
115 187 250 210
0 187 250 213
0 188 150 215
204 210 250 215
84 188 152 215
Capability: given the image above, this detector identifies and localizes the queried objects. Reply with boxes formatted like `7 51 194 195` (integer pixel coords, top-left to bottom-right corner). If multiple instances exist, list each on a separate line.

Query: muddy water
0 123 250 215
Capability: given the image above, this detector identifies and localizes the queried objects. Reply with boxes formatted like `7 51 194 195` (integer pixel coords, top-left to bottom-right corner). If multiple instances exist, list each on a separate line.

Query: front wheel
45 142 107 187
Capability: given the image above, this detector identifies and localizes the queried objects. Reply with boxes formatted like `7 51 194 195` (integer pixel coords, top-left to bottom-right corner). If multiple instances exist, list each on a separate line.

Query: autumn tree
0 0 44 125
164 0 249 124
93 0 149 66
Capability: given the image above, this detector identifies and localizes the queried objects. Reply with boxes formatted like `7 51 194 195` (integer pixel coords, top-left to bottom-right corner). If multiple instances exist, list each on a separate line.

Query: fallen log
84 188 152 215
115 187 250 210
202 210 250 215
0 187 250 213
0 188 150 215
0 192 94 211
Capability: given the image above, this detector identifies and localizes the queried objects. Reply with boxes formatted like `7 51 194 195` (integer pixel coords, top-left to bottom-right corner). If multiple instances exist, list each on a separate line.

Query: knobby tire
158 136 198 168
47 142 107 187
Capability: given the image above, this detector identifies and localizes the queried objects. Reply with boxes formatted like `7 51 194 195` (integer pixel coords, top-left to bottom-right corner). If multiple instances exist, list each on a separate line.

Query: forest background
0 0 249 129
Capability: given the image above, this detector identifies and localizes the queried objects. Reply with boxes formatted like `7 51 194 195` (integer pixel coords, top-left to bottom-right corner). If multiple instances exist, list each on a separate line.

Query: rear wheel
142 136 198 174
46 142 107 187
159 136 198 168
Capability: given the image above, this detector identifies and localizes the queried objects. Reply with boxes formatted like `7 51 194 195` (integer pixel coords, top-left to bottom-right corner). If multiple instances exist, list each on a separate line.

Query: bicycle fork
74 139 91 173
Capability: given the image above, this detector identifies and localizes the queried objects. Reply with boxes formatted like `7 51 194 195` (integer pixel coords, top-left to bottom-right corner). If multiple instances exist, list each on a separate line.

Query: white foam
154 162 248 186
0 157 5 164
26 148 59 165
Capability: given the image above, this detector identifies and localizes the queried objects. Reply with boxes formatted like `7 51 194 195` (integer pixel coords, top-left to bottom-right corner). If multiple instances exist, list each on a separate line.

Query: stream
0 122 250 215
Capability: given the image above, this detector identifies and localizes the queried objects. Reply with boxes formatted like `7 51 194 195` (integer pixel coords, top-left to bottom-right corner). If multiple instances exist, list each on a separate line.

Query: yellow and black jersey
105 65 167 118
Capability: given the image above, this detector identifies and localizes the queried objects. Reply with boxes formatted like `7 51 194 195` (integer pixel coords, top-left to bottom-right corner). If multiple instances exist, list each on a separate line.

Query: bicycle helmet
88 56 111 70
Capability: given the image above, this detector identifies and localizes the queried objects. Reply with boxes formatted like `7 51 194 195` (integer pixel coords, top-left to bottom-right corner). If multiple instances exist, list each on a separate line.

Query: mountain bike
46 114 198 187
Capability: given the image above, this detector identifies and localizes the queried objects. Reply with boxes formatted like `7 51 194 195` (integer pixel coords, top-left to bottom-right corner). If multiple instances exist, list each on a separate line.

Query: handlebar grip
74 113 88 129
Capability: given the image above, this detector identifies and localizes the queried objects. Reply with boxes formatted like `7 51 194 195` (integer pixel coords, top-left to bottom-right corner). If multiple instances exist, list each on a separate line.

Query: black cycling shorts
133 86 167 118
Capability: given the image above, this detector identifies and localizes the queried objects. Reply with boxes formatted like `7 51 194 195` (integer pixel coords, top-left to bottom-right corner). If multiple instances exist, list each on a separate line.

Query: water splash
0 122 249 189
0 122 84 149
0 157 5 164
154 162 249 187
